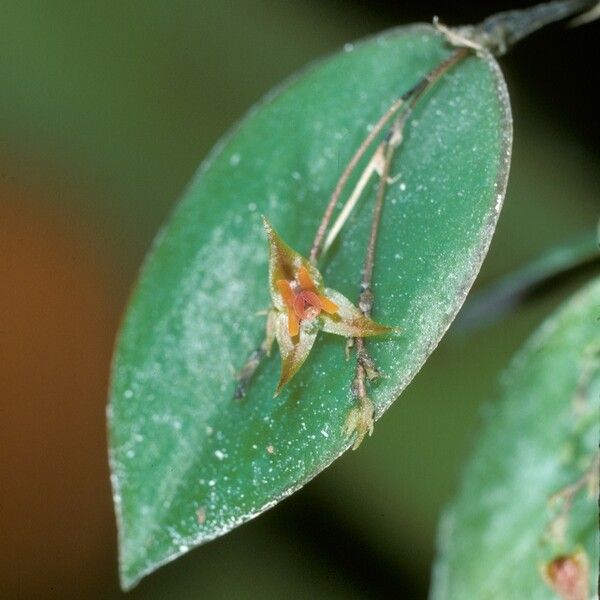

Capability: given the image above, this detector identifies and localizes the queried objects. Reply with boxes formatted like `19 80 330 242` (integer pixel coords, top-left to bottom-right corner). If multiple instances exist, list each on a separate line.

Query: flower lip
276 263 340 337
293 290 322 320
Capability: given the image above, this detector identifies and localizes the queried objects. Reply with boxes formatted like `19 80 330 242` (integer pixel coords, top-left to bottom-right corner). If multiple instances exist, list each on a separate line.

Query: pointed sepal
263 217 323 311
320 288 394 338
273 312 318 395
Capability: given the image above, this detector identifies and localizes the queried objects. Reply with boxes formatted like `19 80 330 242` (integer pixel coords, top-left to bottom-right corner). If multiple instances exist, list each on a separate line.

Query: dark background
1 1 598 598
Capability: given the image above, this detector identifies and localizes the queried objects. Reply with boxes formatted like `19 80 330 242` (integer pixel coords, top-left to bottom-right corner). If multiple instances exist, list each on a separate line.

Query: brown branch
310 46 469 265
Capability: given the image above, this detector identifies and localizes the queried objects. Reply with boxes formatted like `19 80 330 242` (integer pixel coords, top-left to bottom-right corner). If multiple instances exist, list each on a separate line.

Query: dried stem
346 123 401 449
321 142 386 259
314 0 597 265
463 0 597 56
359 134 397 300
309 96 406 264
234 309 276 399
341 50 470 448
310 47 469 265
236 0 595 405
546 451 600 543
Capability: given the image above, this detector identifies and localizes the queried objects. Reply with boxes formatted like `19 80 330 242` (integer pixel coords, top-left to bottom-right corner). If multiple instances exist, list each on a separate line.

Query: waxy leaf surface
109 25 512 588
431 278 600 599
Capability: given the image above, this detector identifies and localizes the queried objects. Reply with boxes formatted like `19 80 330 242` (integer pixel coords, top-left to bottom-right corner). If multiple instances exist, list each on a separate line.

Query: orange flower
275 265 339 337
263 218 392 395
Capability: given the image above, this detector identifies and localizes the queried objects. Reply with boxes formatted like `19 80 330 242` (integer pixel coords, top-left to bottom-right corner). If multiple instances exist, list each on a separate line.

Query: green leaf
262 217 390 394
458 230 600 331
109 25 512 589
431 278 600 599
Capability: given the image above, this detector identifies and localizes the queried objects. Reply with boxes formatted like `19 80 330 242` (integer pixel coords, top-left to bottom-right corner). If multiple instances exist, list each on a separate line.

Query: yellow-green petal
320 288 394 338
273 312 318 395
263 217 322 311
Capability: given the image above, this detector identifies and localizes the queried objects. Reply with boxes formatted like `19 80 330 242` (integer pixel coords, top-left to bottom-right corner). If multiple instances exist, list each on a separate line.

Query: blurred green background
1 1 598 598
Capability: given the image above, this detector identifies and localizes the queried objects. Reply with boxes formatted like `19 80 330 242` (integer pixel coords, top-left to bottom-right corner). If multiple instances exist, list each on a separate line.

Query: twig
321 142 386 258
309 47 470 265
233 309 276 399
309 96 406 265
444 0 597 56
345 122 401 449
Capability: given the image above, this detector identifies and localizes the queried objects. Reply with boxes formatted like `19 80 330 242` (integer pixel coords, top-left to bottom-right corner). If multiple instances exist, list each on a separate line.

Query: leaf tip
117 556 142 593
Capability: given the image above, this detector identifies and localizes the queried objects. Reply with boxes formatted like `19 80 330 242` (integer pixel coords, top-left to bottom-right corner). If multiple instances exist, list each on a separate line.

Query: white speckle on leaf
495 193 503 213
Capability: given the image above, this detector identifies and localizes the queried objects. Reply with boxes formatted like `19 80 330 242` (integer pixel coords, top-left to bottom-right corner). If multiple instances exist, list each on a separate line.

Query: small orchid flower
263 217 392 395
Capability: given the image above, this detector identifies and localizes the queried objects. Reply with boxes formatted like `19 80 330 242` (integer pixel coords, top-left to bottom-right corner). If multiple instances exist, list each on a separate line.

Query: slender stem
456 0 597 56
236 0 596 406
354 122 399 342
346 128 399 447
233 309 276 399
309 96 406 264
359 133 396 301
321 142 386 258
309 47 469 265
316 1 595 266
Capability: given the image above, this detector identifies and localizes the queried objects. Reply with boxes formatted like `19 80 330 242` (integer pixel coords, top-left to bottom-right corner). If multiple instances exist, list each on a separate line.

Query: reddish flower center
293 290 322 321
